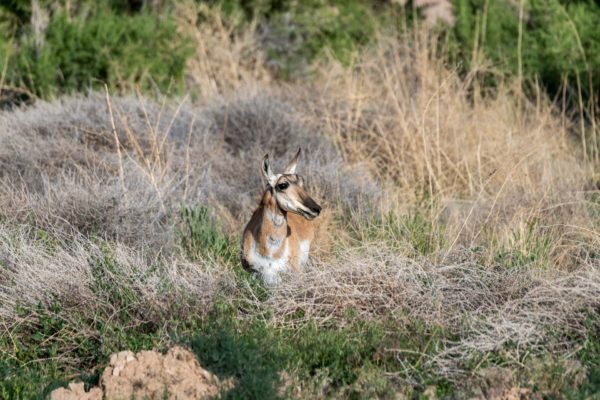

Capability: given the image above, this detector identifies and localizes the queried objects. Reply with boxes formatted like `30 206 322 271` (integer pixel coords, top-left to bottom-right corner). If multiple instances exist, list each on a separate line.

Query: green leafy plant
3 6 192 98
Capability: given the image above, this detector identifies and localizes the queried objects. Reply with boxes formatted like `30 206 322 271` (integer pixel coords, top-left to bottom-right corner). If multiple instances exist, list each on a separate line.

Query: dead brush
262 246 600 381
0 232 222 322
0 93 205 251
0 90 372 254
104 88 192 213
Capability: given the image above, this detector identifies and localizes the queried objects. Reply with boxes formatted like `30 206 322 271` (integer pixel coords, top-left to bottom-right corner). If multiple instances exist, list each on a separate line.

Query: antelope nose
311 205 322 215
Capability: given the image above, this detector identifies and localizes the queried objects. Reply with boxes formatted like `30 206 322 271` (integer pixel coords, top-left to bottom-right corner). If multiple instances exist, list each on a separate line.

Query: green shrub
3 7 192 98
0 0 159 28
450 0 600 104
264 0 378 76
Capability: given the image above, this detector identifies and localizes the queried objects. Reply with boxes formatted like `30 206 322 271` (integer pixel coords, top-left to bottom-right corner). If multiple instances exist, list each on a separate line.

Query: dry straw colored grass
301 32 598 268
0 19 599 384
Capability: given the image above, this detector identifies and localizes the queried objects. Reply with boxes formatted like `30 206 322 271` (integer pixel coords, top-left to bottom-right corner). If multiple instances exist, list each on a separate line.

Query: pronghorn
241 148 322 284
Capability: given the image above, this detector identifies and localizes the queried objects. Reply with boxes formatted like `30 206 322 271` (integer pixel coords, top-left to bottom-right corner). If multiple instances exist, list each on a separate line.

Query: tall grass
303 30 596 269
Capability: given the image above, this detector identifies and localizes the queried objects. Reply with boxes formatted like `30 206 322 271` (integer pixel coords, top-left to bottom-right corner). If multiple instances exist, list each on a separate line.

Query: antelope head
261 148 322 220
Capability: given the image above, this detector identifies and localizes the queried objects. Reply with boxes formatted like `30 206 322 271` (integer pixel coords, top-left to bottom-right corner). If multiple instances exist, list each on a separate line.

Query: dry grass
0 22 599 386
300 32 598 268
0 225 227 325
266 247 600 379
0 91 370 249
174 1 272 99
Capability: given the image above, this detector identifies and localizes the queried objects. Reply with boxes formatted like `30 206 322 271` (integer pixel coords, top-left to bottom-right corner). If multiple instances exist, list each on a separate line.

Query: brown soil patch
467 367 542 400
50 346 231 400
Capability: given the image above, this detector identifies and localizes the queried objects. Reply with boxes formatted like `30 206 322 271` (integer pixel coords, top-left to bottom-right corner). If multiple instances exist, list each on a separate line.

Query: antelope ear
262 154 277 186
284 148 301 174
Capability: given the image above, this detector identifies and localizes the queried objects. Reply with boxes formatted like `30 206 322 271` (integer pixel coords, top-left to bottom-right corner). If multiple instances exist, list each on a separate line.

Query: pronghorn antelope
241 148 322 284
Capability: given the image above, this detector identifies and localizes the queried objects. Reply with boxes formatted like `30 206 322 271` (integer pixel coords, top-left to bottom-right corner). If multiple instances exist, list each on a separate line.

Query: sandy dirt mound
50 346 229 400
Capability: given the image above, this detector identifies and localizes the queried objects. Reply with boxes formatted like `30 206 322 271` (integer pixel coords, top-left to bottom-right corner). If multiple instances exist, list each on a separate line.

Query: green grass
0 247 166 398
346 203 445 257
0 285 594 398
185 292 455 399
0 281 451 399
179 204 238 264
492 219 553 269
562 316 600 399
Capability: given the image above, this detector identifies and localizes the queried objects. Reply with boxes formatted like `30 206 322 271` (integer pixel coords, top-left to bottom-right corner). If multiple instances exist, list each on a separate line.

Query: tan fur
241 150 321 282
241 190 314 271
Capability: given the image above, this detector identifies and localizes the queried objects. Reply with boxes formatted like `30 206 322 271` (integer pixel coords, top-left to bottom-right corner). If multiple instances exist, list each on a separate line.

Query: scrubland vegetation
1 0 600 398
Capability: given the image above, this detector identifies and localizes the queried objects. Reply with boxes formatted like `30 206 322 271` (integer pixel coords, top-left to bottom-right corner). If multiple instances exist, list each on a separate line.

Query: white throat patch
267 209 286 227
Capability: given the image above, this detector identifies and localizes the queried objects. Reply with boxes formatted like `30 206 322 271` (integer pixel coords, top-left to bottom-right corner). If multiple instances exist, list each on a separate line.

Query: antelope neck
261 189 287 231
256 190 288 257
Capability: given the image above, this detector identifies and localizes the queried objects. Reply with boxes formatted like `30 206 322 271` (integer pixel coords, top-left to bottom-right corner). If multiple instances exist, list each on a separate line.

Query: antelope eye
276 182 289 191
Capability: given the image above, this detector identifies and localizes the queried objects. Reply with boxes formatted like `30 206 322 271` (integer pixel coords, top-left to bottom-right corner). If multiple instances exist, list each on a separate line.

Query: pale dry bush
0 94 202 250
266 247 600 380
301 31 596 267
0 224 229 330
0 92 372 253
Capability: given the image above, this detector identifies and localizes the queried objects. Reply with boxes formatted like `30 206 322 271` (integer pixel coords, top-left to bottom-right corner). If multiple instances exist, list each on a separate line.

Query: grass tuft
179 204 237 264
